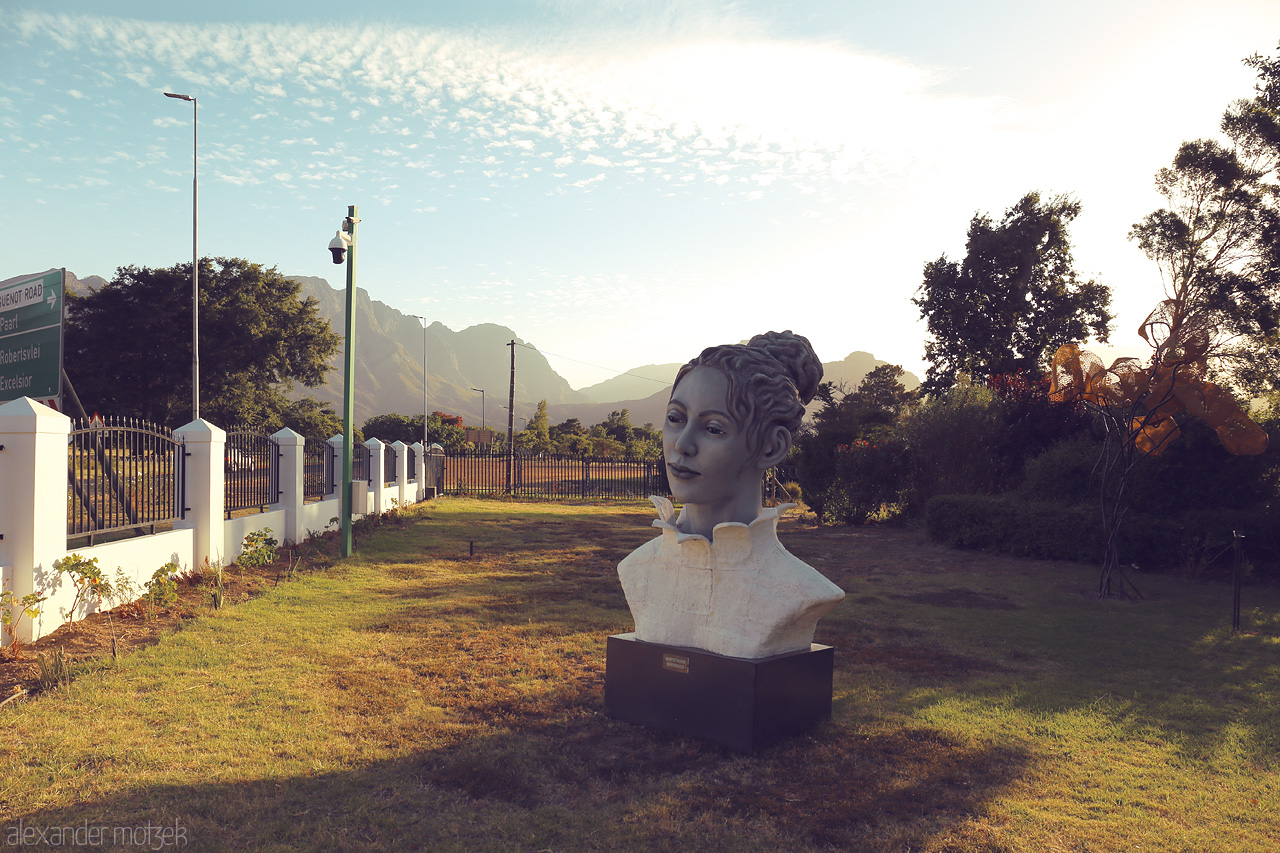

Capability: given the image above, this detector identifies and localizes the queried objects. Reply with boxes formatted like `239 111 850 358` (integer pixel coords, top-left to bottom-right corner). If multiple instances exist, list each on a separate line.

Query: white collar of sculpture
618 495 845 659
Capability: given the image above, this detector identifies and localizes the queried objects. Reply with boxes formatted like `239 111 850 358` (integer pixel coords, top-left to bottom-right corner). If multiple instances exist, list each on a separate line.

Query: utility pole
339 206 359 557
414 315 428 450
506 339 516 494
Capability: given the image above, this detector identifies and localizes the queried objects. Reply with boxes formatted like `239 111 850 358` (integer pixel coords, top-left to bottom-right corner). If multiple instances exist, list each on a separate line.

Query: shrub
145 562 181 610
901 386 1008 509
819 437 909 525
925 494 1278 574
237 528 278 569
53 553 112 627
1125 417 1278 513
1020 434 1103 506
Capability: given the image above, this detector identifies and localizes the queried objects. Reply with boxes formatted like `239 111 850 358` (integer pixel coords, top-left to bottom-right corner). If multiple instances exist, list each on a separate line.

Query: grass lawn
2 497 1277 852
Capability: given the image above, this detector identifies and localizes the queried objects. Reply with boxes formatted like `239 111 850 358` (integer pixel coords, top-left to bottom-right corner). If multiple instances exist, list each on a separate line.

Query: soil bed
0 530 342 699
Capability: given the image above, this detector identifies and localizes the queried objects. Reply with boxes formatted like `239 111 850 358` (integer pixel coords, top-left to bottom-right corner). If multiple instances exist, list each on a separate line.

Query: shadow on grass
5 713 1028 852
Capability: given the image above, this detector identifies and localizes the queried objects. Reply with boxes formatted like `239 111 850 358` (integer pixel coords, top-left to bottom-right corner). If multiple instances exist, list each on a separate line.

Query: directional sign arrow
47 292 58 311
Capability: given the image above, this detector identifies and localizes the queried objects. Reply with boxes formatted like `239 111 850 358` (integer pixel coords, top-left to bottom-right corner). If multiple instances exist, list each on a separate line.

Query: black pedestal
604 633 834 753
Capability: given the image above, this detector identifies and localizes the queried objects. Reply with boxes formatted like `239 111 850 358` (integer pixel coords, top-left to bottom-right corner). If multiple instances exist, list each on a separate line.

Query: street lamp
163 91 199 421
471 388 485 432
327 206 359 557
413 315 428 449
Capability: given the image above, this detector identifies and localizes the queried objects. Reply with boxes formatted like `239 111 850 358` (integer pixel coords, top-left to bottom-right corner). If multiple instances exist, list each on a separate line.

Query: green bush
925 495 1101 562
237 528 279 569
817 436 909 525
1019 434 1103 506
1126 417 1278 513
901 386 1009 508
924 494 1277 573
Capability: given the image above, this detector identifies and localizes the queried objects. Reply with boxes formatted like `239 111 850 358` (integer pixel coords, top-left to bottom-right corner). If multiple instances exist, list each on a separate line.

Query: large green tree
1129 45 1280 394
278 396 344 444
66 258 341 427
914 192 1113 396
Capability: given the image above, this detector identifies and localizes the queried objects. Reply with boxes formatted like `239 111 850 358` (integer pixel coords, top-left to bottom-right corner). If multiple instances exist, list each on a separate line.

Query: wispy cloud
9 10 1010 205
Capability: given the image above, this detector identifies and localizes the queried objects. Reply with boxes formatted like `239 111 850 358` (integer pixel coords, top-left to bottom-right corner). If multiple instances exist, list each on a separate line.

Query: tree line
795 45 1280 583
360 405 662 457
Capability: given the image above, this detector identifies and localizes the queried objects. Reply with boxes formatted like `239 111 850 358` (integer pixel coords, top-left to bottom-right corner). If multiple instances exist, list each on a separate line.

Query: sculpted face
663 366 762 517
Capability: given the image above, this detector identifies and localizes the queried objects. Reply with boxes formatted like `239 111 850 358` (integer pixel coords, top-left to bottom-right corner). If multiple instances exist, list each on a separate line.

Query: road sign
0 270 64 408
466 428 495 446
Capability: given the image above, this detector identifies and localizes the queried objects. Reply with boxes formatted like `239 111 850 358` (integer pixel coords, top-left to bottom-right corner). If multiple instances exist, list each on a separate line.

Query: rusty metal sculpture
1049 299 1268 597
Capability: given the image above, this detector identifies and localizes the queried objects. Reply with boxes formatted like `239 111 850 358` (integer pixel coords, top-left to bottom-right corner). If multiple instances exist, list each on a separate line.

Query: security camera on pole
327 206 359 557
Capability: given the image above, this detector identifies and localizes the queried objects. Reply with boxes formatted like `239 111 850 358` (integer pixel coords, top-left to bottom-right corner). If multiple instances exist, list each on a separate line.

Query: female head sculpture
664 330 822 538
617 329 843 660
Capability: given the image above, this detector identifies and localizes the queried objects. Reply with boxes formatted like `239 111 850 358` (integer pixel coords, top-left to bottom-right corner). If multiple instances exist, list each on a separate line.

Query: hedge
925 494 1278 575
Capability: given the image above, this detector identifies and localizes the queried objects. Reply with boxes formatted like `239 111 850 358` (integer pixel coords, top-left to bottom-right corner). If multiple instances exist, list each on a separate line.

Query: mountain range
291 276 920 429
55 270 918 429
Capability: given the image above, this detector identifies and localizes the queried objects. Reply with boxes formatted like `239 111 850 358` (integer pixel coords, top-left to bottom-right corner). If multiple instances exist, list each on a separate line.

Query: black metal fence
353 443 369 483
67 417 185 542
303 440 335 503
224 429 280 517
442 452 666 499
407 445 417 481
383 443 397 487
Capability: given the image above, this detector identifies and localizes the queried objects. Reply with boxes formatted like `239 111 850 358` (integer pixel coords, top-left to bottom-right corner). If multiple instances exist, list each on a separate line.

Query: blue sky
4 0 1279 388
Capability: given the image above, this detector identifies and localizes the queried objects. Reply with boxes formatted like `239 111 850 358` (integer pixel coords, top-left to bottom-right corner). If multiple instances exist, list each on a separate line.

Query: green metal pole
341 204 358 557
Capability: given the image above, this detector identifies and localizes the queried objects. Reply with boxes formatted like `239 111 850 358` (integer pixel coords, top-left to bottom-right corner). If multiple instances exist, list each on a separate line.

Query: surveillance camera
328 230 351 265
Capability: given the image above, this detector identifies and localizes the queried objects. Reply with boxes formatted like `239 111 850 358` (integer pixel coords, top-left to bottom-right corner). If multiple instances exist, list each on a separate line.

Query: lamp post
327 206 359 557
163 91 199 421
413 315 428 449
471 388 485 433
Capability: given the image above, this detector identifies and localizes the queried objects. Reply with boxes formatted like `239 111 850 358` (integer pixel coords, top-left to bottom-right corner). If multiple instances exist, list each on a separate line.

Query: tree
362 413 419 445
523 400 554 454
277 396 343 443
1129 45 1280 394
65 258 340 427
845 364 918 416
914 192 1113 395
600 409 635 444
793 367 916 522
551 417 586 439
362 411 471 450
425 411 466 451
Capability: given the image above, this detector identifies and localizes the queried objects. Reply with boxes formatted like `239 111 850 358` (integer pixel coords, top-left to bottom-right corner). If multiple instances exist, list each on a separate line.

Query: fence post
174 419 226 573
411 441 425 502
392 440 408 508
427 443 444 498
272 427 304 545
366 437 385 514
0 397 71 645
326 434 343 499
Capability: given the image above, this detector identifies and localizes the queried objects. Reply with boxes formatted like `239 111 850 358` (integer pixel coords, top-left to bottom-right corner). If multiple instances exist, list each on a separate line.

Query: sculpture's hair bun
747 330 822 405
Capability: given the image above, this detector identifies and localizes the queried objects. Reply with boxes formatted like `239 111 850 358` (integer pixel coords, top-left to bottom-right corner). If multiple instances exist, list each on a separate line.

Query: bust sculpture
617 330 845 659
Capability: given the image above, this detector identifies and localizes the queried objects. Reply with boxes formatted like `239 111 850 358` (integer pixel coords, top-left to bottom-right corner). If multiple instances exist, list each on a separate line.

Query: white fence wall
0 397 428 646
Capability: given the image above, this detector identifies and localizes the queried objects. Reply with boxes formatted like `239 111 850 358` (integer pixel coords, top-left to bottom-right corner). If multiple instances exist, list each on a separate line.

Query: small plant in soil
237 528 278 570
1 586 46 660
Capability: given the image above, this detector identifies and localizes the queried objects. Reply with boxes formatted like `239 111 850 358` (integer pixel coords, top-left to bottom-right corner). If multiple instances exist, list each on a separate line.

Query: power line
512 341 672 386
